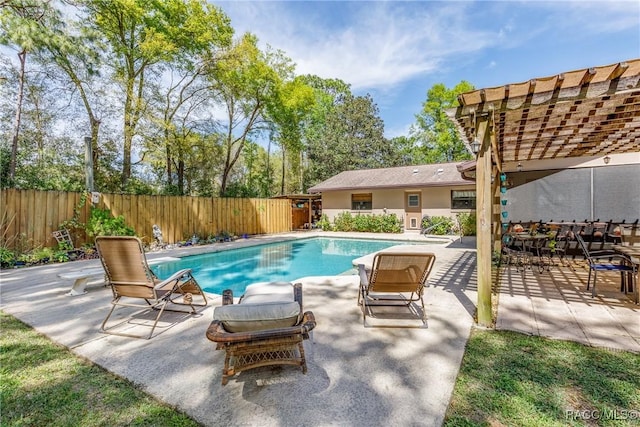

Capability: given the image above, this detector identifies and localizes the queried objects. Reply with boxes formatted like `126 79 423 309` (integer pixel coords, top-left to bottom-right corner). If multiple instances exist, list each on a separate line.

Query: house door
405 192 422 230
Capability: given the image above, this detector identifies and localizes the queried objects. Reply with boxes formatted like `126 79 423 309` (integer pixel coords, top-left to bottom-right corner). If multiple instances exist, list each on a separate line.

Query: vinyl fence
0 189 292 250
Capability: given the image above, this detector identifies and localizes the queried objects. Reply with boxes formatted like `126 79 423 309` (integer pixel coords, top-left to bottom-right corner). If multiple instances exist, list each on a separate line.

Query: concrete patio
496 258 640 353
1 231 638 426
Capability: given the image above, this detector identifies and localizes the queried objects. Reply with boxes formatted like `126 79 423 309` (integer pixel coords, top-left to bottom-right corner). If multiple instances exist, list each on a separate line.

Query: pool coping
148 231 456 295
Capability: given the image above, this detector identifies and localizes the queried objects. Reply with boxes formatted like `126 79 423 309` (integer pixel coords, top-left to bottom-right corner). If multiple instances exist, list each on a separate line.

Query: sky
215 0 640 138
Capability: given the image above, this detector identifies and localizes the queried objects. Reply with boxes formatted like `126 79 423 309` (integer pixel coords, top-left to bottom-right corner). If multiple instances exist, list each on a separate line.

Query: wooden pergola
448 58 640 326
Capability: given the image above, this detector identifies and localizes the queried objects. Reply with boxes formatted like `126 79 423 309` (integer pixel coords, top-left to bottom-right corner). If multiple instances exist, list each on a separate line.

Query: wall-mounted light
603 155 611 164
470 138 481 155
516 162 523 172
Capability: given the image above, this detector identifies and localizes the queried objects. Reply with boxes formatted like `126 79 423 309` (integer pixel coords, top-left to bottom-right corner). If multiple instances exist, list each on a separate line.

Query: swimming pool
150 237 427 295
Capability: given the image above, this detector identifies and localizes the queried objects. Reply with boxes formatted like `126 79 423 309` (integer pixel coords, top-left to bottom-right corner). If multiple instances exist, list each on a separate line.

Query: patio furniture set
92 235 436 385
501 220 639 303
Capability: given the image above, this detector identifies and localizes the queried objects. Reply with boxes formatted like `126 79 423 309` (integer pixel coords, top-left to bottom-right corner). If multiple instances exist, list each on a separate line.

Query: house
307 162 475 231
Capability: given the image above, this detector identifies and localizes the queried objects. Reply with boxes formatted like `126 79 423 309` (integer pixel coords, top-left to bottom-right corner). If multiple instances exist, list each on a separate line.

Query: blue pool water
150 237 426 295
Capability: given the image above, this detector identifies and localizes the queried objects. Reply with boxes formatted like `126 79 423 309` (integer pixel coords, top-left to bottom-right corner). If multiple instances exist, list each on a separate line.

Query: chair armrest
358 264 369 287
590 249 617 257
206 311 316 343
153 268 193 291
590 251 622 259
591 254 632 264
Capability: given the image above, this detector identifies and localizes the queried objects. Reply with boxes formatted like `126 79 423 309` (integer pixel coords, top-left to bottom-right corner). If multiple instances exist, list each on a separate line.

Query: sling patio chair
95 236 207 339
206 282 316 385
575 234 635 298
500 233 533 273
358 252 436 326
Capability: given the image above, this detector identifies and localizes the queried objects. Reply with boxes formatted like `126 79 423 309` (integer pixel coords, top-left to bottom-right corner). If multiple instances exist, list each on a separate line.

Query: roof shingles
308 162 471 193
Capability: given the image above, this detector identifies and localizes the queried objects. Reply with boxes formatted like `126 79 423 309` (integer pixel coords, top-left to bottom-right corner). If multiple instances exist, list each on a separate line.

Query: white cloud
214 0 639 137
217 1 497 91
216 1 638 93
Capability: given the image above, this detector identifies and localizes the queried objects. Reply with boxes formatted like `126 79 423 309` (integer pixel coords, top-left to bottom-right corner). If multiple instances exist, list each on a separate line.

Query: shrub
317 214 332 231
30 247 54 263
422 216 455 235
333 211 355 231
456 212 477 236
0 247 15 267
353 213 375 232
379 214 402 233
86 207 136 238
331 212 402 233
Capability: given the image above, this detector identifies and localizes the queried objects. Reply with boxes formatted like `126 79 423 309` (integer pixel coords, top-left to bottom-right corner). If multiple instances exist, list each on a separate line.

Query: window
410 217 418 228
451 190 476 209
407 194 419 208
352 193 372 210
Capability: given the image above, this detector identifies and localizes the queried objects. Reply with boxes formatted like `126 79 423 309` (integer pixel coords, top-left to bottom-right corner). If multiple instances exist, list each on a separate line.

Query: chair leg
101 297 170 339
100 298 120 333
168 280 208 308
591 271 597 297
298 342 308 374
362 302 367 325
221 350 232 385
147 300 169 339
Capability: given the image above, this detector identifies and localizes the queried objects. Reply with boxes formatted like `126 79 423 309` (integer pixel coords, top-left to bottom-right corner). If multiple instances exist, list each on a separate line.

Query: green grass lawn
2 311 638 427
444 329 640 427
0 311 200 427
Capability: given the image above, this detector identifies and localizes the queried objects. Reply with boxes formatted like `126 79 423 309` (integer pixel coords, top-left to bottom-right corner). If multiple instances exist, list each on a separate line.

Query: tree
297 75 351 190
143 4 233 195
221 141 275 198
205 33 285 196
266 75 315 194
386 135 422 166
148 71 207 195
81 0 232 188
29 4 105 187
411 81 475 163
0 61 85 190
305 92 390 188
0 0 53 182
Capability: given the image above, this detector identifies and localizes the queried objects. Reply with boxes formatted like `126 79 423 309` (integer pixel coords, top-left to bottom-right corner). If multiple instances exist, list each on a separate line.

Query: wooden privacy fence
0 189 292 250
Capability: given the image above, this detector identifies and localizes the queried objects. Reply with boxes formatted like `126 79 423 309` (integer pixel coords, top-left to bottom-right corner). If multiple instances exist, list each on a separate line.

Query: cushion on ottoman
240 281 294 304
213 301 300 333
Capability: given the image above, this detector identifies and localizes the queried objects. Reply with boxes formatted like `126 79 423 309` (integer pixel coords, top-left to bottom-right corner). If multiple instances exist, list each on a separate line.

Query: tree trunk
177 153 185 195
9 49 27 181
121 66 144 189
122 84 133 188
166 144 173 186
90 117 100 182
122 125 132 187
280 148 286 195
76 77 100 183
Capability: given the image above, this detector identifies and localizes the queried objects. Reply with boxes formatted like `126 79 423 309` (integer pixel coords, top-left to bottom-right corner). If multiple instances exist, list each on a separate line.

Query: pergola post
475 118 493 326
